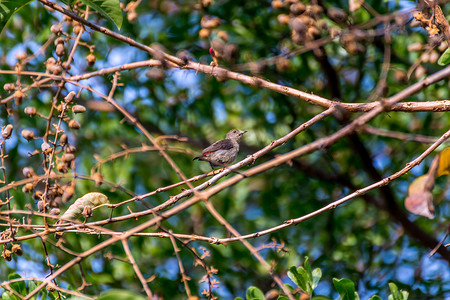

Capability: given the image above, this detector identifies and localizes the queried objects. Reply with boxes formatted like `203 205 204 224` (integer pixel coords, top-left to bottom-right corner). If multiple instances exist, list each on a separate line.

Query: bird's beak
240 130 247 135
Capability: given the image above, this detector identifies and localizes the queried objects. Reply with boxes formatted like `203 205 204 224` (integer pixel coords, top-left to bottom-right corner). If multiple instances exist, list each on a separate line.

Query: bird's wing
201 139 233 155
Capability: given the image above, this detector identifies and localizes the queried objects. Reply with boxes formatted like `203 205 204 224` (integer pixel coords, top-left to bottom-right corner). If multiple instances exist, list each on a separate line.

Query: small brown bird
193 129 247 171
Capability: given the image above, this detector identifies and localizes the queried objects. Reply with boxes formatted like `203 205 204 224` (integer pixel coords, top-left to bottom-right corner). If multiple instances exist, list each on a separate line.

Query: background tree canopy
1 0 450 299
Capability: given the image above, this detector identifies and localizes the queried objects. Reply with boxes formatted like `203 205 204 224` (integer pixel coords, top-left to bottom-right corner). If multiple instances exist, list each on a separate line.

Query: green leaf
28 280 39 300
8 273 26 296
333 278 356 300
0 0 33 33
438 48 450 66
97 290 147 300
246 286 265 300
284 284 294 291
304 256 312 276
401 291 409 300
388 282 400 300
60 0 122 29
311 296 334 300
2 292 12 300
234 298 244 300
48 289 57 300
287 266 309 294
311 267 322 290
277 296 289 300
369 296 382 300
80 0 122 29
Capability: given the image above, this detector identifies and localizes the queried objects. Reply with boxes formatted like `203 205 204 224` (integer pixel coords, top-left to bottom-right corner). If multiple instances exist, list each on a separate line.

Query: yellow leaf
437 147 450 176
405 175 435 219
407 175 428 195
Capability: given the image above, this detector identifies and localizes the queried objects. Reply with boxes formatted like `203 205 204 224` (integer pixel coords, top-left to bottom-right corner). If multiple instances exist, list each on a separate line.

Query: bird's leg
209 162 217 175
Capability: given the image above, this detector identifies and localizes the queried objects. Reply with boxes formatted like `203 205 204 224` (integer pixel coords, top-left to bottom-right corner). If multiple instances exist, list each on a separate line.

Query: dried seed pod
3 83 15 92
56 44 65 57
329 27 340 38
52 196 63 207
68 119 81 129
217 30 229 43
199 28 211 38
201 16 220 28
46 57 57 66
47 285 55 293
2 125 13 139
21 129 34 141
345 42 365 54
50 24 62 35
33 189 43 200
271 0 283 8
439 41 448 52
328 7 347 24
290 2 306 15
14 90 25 106
72 105 86 114
41 142 52 155
55 103 64 113
65 144 77 153
73 25 82 35
55 37 65 45
306 26 321 40
65 91 76 103
202 0 211 7
60 134 68 146
414 65 426 79
24 106 37 117
291 30 304 45
62 153 75 163
57 162 68 173
407 42 423 52
277 14 290 25
290 18 307 35
22 183 34 193
316 20 328 31
276 57 291 72
127 10 137 22
430 51 440 64
86 53 96 66
50 208 61 215
310 4 323 17
420 52 430 63
62 61 71 70
11 244 23 256
82 206 93 218
23 167 35 178
2 249 12 262
37 200 45 212
394 69 407 83
64 15 72 24
92 172 104 186
49 64 62 75
62 186 75 202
